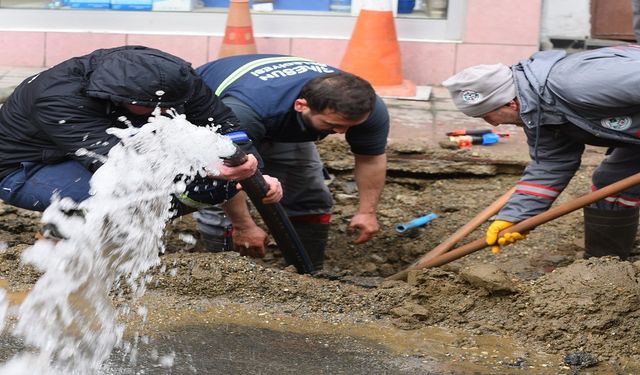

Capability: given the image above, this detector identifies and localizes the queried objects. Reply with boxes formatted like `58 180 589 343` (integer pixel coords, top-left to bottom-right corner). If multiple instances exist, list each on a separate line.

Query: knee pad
289 213 331 224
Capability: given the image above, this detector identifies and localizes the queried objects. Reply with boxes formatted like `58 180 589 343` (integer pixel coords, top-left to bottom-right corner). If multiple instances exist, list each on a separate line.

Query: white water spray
0 111 236 374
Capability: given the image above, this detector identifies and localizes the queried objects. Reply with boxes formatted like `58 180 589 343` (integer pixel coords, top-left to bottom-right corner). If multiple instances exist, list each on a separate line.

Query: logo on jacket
461 90 482 104
601 116 632 131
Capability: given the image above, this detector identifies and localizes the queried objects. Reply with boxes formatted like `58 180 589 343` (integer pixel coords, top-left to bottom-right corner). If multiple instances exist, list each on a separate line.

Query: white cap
442 63 516 117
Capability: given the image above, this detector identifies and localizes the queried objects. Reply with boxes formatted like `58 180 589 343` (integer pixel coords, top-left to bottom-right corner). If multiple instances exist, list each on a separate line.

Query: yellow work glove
486 220 526 254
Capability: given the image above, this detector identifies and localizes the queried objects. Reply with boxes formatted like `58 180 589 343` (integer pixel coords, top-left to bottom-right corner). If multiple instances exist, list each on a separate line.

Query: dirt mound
520 258 640 359
390 258 640 361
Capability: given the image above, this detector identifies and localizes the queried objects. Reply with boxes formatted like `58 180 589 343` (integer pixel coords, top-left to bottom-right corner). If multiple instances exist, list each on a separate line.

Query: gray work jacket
498 46 640 222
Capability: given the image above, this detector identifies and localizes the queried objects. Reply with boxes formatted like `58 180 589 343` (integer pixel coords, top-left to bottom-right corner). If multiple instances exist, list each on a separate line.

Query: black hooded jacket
0 46 241 180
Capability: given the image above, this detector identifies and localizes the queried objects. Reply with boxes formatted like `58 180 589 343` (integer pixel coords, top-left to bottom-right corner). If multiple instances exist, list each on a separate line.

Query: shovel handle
414 171 640 270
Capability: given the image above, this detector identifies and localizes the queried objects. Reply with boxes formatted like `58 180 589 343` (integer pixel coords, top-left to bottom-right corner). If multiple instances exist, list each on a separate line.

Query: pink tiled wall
290 39 349 67
46 33 126 66
254 37 290 56
0 32 45 66
455 44 539 72
455 0 541 74
126 34 211 67
463 0 541 45
0 0 542 85
400 42 457 86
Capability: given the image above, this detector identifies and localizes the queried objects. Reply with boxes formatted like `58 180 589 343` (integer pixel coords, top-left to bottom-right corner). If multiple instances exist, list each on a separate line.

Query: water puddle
105 323 435 374
95 298 590 375
106 297 635 375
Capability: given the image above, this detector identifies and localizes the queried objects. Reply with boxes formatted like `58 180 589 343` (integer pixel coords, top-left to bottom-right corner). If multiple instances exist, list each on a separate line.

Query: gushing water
0 111 236 374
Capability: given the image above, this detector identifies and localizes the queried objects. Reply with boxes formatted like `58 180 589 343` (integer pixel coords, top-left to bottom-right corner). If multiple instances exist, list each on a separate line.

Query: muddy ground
0 133 639 373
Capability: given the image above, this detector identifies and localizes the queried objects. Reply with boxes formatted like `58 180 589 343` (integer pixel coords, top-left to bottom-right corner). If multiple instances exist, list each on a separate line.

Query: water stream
0 111 235 374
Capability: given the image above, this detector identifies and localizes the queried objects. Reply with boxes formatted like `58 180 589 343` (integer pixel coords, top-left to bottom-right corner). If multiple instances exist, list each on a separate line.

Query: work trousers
591 147 640 210
0 160 235 216
194 140 334 234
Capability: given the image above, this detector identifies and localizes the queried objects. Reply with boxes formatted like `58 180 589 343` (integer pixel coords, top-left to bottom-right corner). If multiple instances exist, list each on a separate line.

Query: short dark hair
298 72 376 120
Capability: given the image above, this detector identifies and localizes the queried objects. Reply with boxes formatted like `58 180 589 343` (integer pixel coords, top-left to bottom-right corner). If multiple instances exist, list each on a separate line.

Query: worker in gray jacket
443 46 640 259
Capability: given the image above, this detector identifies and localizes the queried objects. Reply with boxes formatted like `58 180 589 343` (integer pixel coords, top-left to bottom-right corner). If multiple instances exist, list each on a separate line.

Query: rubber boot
199 225 233 253
35 207 85 241
291 222 330 270
583 206 639 260
193 208 233 253
35 223 66 242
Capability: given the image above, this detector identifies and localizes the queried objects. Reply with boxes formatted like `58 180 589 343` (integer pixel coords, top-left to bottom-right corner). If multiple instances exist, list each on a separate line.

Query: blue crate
111 4 152 9
69 0 110 8
111 0 152 10
273 0 329 11
397 0 415 14
329 0 350 12
202 0 228 6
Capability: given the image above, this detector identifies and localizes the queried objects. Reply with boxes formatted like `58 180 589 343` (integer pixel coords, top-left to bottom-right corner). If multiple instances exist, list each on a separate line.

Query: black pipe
223 147 315 274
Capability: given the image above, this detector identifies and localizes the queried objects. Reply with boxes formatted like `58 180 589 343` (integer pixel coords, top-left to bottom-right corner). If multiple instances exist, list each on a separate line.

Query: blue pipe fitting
395 213 438 233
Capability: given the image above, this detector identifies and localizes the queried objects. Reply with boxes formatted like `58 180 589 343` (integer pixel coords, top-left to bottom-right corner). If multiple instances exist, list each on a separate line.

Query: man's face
479 100 524 127
294 99 369 134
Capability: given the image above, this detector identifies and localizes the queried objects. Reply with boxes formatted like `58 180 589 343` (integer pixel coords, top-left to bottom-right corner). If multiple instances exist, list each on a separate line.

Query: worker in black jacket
0 46 281 242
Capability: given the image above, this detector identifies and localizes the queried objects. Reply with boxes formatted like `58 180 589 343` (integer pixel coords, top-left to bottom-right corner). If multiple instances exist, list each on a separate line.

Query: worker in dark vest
195 54 390 269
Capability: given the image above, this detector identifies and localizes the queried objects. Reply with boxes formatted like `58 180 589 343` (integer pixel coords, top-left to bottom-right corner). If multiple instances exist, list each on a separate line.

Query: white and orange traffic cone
219 0 257 58
340 0 416 97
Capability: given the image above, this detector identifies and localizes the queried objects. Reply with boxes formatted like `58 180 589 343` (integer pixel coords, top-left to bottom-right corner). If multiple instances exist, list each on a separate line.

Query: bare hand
348 212 379 244
260 175 283 204
216 154 259 181
232 224 268 258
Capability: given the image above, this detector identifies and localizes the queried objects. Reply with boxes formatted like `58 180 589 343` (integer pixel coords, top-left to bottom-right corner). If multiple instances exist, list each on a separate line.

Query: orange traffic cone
219 0 257 58
340 0 416 97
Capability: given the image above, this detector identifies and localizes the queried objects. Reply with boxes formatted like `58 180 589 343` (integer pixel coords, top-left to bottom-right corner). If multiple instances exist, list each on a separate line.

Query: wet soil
1 130 640 373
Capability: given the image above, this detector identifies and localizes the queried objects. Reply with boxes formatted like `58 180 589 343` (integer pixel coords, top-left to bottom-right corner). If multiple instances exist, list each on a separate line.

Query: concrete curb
0 86 16 104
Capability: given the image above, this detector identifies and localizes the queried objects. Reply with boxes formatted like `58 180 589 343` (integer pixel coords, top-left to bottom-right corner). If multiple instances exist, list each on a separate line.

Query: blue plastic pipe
395 213 438 233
